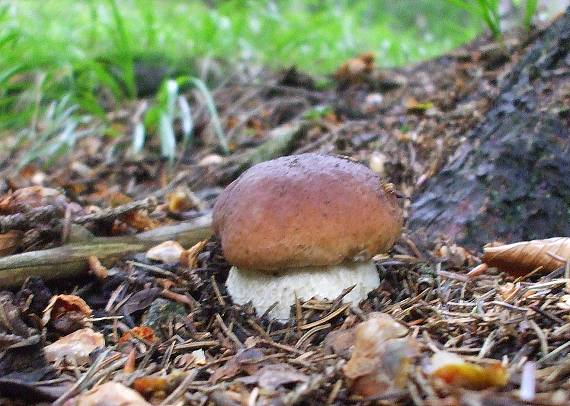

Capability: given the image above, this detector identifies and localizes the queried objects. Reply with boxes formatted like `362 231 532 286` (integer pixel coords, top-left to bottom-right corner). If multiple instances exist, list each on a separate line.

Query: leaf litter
0 27 569 405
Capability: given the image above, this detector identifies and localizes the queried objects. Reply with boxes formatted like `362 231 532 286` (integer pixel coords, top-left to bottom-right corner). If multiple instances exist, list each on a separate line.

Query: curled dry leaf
429 351 508 390
174 349 207 369
483 237 570 276
180 239 208 268
70 382 151 406
0 186 67 214
44 328 104 365
166 188 194 214
146 240 185 264
343 313 419 397
42 294 92 334
121 210 160 231
0 231 23 257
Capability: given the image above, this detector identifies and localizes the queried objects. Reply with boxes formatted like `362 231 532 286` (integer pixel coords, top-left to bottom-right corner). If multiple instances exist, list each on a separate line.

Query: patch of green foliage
1 0 489 165
446 0 539 38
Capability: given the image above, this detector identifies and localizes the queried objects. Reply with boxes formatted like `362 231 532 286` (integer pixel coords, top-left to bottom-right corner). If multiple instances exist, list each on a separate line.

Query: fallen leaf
121 210 160 231
174 349 207 368
210 348 265 383
42 294 92 334
44 328 104 365
180 239 208 268
237 363 308 390
166 187 194 214
0 186 67 214
146 240 185 264
323 328 356 358
483 237 570 276
132 376 169 398
119 288 161 316
70 382 151 406
343 313 418 397
0 231 23 257
429 351 508 390
118 326 157 345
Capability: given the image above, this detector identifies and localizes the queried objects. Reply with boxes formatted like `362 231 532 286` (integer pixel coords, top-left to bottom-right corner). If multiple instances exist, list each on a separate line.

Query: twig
215 314 244 350
73 197 158 224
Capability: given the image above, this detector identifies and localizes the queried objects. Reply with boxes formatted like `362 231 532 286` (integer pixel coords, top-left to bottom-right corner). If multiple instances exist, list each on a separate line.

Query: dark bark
409 10 570 249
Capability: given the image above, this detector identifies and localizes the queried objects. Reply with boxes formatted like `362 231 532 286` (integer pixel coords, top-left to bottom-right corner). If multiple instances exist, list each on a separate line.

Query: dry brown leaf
146 240 185 264
343 313 419 397
118 326 157 345
174 349 207 369
324 327 356 358
42 294 92 334
121 210 160 231
210 348 264 383
71 382 151 406
180 239 208 268
132 376 170 398
483 237 570 276
429 351 508 390
0 231 23 257
44 328 104 365
0 186 67 214
166 188 194 214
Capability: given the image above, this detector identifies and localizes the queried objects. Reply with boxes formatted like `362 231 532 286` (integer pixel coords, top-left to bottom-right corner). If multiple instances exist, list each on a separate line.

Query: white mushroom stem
226 262 380 320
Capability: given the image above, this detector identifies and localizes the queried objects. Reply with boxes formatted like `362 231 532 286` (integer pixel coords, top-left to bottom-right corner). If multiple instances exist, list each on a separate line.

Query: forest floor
1 21 569 406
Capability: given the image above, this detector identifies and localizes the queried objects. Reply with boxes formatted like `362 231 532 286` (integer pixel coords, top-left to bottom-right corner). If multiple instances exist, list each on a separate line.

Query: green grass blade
131 121 146 154
523 0 538 29
177 95 194 150
189 77 229 155
159 113 176 161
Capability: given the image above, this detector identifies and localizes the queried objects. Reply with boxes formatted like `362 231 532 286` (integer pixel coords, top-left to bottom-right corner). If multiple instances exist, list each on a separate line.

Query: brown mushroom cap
213 153 403 271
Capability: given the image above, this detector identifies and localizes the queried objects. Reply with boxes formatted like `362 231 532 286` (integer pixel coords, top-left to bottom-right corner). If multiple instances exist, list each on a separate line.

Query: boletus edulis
213 153 403 319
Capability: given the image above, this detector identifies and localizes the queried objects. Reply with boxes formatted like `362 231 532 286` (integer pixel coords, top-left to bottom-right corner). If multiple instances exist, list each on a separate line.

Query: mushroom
213 153 403 319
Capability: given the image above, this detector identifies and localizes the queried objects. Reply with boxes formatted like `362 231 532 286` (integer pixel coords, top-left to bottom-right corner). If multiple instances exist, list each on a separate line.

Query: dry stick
0 205 60 232
0 215 212 288
215 313 244 350
73 197 158 224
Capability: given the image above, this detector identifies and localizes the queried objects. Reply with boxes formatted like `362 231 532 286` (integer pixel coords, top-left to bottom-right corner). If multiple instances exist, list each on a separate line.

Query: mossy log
0 216 212 288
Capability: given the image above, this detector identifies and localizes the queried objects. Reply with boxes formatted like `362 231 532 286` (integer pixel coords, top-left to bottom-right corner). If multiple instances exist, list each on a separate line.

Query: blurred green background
1 0 555 165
